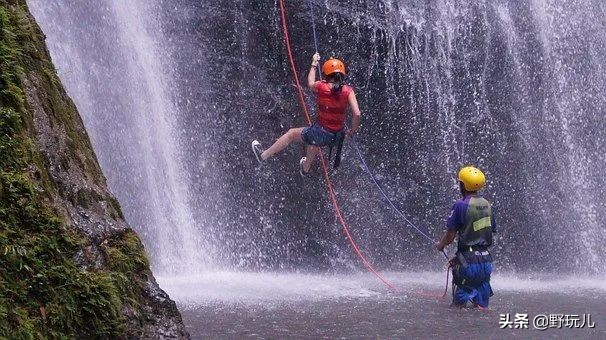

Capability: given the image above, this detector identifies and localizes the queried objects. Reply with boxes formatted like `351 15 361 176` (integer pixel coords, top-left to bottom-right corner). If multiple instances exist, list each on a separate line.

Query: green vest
458 196 493 251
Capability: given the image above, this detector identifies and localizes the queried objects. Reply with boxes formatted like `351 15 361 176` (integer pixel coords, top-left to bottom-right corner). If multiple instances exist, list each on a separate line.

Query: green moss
103 229 150 274
0 165 144 338
108 196 125 220
0 2 152 337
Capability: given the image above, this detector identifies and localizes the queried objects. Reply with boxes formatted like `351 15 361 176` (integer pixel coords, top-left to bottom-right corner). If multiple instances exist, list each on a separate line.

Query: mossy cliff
0 0 188 338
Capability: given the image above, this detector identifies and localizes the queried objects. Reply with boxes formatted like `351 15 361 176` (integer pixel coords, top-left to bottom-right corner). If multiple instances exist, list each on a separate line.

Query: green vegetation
0 2 151 337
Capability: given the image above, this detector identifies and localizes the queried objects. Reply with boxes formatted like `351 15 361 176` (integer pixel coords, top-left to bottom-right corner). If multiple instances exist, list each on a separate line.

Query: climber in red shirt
252 53 361 176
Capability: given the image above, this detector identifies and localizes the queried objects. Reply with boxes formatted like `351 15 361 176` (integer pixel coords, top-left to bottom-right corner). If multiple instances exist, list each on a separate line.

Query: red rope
277 0 396 290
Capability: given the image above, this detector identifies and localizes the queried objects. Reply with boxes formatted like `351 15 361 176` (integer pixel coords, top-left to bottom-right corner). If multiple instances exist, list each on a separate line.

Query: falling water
28 0 211 275
29 0 606 276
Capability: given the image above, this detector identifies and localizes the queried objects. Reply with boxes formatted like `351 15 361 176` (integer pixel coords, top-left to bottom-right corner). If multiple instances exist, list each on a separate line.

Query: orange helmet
322 58 346 76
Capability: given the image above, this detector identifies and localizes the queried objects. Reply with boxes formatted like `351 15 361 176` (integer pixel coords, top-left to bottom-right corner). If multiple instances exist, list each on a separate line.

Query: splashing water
29 0 606 277
28 0 212 275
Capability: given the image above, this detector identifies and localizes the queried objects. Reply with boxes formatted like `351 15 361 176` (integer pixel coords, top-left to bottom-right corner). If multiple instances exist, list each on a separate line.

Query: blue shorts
301 123 339 146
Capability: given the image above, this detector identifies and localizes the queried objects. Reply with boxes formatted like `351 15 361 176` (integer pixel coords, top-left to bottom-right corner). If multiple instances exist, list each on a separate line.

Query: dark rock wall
0 0 187 337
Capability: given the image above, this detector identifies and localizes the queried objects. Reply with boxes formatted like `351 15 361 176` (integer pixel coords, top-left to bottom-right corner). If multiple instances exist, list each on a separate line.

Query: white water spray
28 0 212 275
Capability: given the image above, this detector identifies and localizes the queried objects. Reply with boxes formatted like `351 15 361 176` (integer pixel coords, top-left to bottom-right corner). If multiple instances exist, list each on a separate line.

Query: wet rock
0 0 189 337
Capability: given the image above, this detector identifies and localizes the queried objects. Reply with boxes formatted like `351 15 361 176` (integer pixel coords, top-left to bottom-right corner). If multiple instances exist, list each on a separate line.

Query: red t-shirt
314 81 353 132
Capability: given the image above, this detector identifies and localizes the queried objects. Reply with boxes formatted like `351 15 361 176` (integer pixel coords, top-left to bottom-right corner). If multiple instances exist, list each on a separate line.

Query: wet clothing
302 122 344 147
451 250 493 308
301 81 352 168
447 195 496 252
313 81 352 133
446 194 496 308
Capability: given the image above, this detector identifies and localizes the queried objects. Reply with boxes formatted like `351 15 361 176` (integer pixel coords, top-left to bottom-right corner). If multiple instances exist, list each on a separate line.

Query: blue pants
452 256 493 308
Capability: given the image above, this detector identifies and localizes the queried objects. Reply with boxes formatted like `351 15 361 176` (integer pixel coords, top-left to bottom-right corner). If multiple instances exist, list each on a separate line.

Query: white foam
158 271 606 305
157 271 383 304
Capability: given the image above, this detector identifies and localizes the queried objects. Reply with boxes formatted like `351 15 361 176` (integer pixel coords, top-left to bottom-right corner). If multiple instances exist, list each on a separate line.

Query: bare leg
261 127 305 161
303 145 319 173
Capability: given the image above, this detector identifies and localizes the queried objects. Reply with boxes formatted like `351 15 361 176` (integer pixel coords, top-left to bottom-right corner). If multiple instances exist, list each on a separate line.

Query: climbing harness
328 130 345 168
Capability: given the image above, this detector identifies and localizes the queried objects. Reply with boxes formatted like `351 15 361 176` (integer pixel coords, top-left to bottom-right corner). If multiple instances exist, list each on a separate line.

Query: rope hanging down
277 0 396 290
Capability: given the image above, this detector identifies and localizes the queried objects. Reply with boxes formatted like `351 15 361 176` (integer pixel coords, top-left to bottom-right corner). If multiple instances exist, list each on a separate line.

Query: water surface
160 272 606 338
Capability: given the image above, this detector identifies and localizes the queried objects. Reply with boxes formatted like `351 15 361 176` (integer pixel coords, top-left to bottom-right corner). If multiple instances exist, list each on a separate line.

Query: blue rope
306 0 448 259
351 135 449 259
307 0 323 80
350 137 435 244
309 0 320 53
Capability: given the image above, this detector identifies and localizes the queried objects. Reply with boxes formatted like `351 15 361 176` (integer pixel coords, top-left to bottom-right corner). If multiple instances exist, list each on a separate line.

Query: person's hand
311 52 321 67
346 128 356 138
435 241 445 251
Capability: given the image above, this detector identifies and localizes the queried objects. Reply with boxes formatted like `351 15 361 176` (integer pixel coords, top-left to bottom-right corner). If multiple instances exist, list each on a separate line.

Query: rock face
0 0 188 338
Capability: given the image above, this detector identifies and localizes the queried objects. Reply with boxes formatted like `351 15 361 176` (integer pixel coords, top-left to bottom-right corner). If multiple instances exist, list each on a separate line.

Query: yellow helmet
458 166 486 191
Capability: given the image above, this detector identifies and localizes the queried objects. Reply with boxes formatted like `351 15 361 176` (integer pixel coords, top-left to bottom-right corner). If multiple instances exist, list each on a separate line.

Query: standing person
251 53 361 176
436 166 496 308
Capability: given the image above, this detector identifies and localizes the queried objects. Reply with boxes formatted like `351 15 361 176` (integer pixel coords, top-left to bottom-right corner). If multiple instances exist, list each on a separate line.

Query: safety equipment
458 166 486 191
322 58 346 76
315 81 352 132
457 197 493 250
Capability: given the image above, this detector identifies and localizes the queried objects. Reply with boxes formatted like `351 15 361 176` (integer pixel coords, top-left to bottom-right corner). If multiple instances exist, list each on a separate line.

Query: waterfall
309 0 606 272
28 0 212 275
28 0 606 274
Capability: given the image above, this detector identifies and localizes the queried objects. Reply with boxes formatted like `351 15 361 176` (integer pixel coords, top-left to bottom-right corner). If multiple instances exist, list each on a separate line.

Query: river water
159 272 606 338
